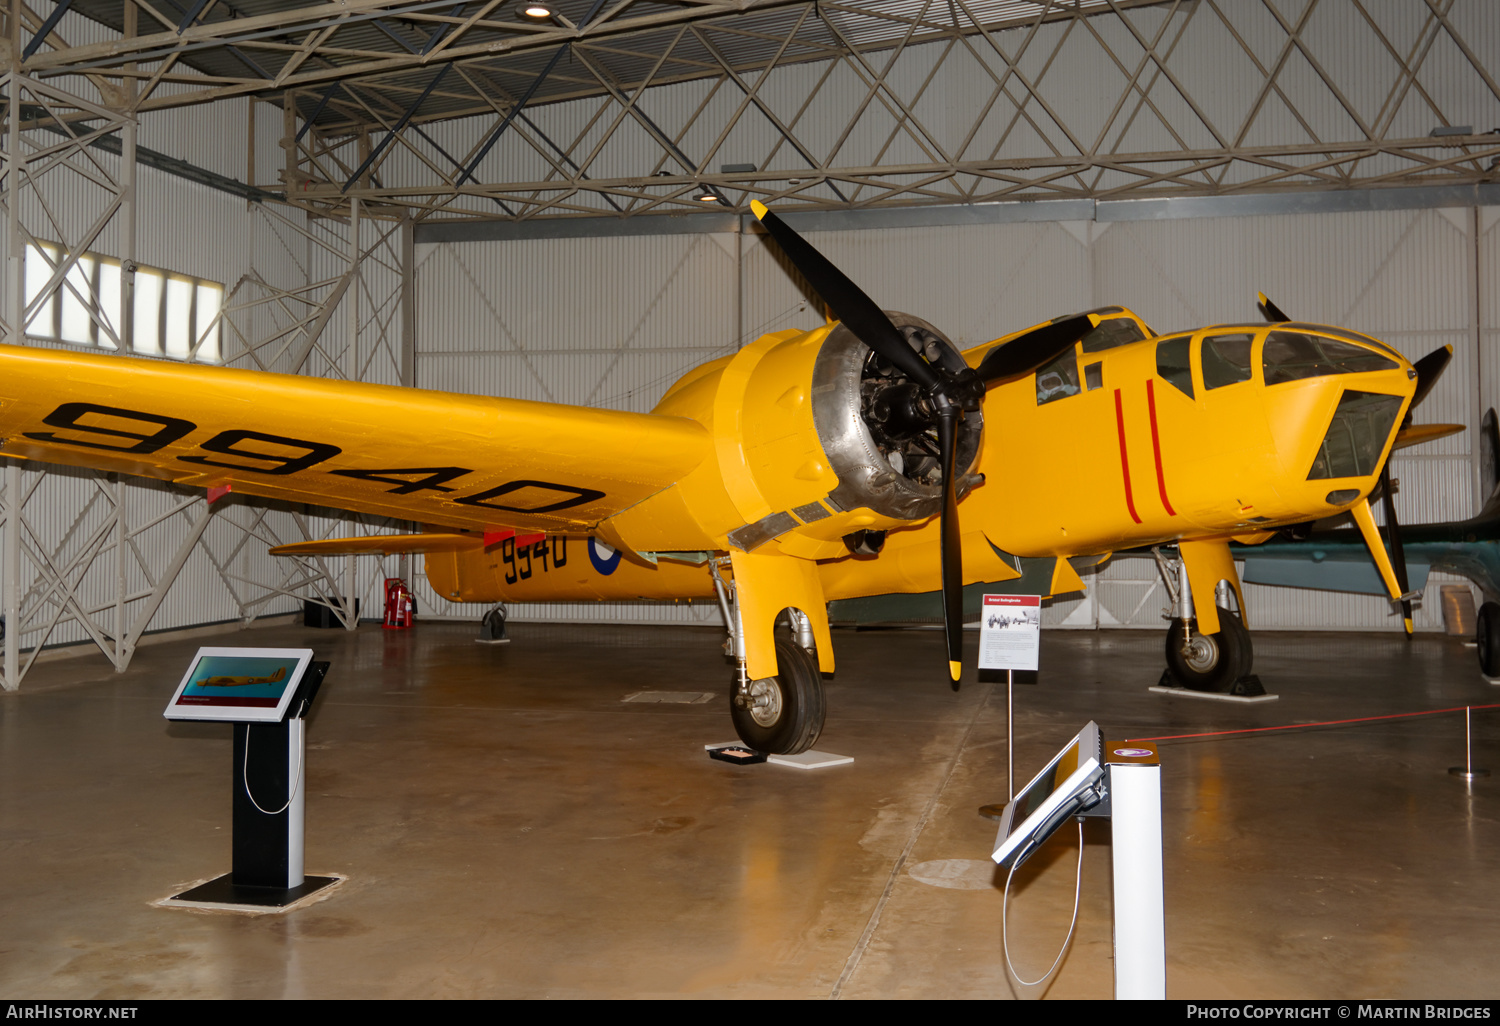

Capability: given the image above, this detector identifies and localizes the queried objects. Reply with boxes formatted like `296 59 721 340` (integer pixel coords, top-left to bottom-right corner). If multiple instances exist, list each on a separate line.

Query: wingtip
750 200 769 220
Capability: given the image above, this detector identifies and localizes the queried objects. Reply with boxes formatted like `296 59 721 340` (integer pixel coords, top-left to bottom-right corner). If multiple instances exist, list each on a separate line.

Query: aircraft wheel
478 607 509 644
1477 602 1500 678
1166 610 1251 692
730 638 825 755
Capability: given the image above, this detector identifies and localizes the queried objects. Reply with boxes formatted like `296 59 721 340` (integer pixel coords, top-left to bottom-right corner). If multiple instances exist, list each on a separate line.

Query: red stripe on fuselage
1114 388 1142 524
1145 379 1177 516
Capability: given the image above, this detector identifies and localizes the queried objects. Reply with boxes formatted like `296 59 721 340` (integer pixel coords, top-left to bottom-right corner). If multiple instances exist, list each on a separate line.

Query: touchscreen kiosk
164 648 314 723
160 647 336 912
992 721 1105 869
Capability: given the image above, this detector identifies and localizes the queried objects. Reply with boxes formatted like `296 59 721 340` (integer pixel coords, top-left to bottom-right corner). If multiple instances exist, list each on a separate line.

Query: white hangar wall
413 200 1496 633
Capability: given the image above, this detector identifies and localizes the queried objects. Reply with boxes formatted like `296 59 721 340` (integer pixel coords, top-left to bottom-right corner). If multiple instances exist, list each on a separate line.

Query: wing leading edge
0 345 711 533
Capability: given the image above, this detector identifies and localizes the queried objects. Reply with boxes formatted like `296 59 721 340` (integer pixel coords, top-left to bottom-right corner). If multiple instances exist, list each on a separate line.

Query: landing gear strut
711 562 826 755
1154 547 1263 696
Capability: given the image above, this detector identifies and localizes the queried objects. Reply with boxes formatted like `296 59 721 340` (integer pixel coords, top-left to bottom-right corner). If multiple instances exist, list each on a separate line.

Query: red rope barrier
1125 702 1500 743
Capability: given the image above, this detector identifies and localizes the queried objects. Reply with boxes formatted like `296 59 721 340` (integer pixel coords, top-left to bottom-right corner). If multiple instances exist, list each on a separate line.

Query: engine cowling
814 312 983 522
607 313 984 559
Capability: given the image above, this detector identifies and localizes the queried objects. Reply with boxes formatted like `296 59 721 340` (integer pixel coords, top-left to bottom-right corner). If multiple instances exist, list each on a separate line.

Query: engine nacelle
613 313 982 560
815 312 983 521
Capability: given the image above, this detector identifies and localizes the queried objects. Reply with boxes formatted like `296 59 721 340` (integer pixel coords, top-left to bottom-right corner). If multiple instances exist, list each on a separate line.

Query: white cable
1002 819 1085 989
243 723 304 817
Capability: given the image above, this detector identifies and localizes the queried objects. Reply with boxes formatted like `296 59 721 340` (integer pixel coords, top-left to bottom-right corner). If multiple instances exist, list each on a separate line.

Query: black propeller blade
975 314 1098 385
936 405 964 689
1410 345 1452 411
752 201 943 393
752 200 988 684
1257 292 1291 323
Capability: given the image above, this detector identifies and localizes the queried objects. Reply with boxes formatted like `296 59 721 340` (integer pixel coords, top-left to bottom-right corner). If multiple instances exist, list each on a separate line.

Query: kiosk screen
164 647 314 723
992 721 1105 869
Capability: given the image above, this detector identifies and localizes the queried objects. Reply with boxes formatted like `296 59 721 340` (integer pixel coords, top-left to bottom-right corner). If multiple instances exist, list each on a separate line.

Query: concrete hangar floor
1 617 1498 1000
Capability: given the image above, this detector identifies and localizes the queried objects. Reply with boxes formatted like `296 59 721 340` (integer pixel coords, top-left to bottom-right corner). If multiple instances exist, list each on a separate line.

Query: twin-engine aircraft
0 205 1436 753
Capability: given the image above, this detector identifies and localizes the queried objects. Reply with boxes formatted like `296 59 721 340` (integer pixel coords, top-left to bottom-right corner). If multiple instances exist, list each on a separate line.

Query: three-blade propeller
752 201 1095 685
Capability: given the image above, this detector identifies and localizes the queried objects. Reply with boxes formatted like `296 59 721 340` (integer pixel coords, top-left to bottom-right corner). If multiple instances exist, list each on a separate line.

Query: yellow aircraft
195 666 287 688
0 205 1437 753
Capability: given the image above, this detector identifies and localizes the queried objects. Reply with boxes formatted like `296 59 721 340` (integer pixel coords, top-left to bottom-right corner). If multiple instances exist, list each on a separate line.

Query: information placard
164 647 315 723
978 594 1040 671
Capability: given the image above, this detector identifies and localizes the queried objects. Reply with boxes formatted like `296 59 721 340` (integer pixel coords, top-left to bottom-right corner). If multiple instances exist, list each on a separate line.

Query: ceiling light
521 4 553 17
695 189 721 203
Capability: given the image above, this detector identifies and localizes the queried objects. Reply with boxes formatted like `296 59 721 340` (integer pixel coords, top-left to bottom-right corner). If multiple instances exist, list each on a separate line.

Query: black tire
729 638 825 755
480 607 508 642
1477 602 1500 678
1166 609 1251 692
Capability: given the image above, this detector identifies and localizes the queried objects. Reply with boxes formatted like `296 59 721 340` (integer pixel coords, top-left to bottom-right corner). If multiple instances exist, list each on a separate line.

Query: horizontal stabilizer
270 533 485 557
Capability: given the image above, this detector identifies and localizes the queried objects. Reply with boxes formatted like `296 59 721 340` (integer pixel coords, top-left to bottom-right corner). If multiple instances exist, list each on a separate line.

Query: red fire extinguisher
383 577 414 629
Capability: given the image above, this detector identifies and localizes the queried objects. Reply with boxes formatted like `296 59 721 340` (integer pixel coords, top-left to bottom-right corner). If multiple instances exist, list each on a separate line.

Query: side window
1202 333 1254 390
1080 317 1147 354
1084 362 1103 391
1036 347 1081 405
1155 335 1193 398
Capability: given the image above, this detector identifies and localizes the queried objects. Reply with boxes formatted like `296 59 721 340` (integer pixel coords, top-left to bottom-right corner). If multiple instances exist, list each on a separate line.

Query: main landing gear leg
1153 547 1263 697
710 561 825 755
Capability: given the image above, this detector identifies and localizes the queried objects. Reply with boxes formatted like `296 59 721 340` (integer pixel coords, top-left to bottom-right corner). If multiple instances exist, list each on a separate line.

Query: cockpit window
1202 333 1254 390
1307 390 1404 480
1035 346 1080 405
1155 335 1193 398
1080 317 1147 354
1264 331 1398 385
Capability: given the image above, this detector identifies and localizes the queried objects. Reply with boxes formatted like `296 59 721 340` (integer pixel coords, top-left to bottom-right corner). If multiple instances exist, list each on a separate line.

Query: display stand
163 651 337 911
1100 743 1166 999
990 726 1166 999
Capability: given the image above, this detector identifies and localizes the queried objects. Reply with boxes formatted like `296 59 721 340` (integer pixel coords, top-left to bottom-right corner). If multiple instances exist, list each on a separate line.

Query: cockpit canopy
1150 326 1402 402
1262 331 1399 384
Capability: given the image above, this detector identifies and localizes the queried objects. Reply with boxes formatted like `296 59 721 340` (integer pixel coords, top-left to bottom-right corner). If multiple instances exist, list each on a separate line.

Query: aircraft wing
1237 532 1434 596
0 344 711 533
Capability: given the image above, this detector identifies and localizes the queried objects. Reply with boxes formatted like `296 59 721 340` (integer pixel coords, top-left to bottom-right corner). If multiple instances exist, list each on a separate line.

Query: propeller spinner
751 201 1096 685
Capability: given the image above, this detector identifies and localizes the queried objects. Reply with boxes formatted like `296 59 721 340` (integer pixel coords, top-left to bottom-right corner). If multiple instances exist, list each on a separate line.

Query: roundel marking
589 538 622 576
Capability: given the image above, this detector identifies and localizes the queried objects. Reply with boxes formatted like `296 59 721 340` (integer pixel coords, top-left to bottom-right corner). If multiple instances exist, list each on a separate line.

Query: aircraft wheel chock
1477 602 1500 678
1166 609 1251 692
730 638 825 755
